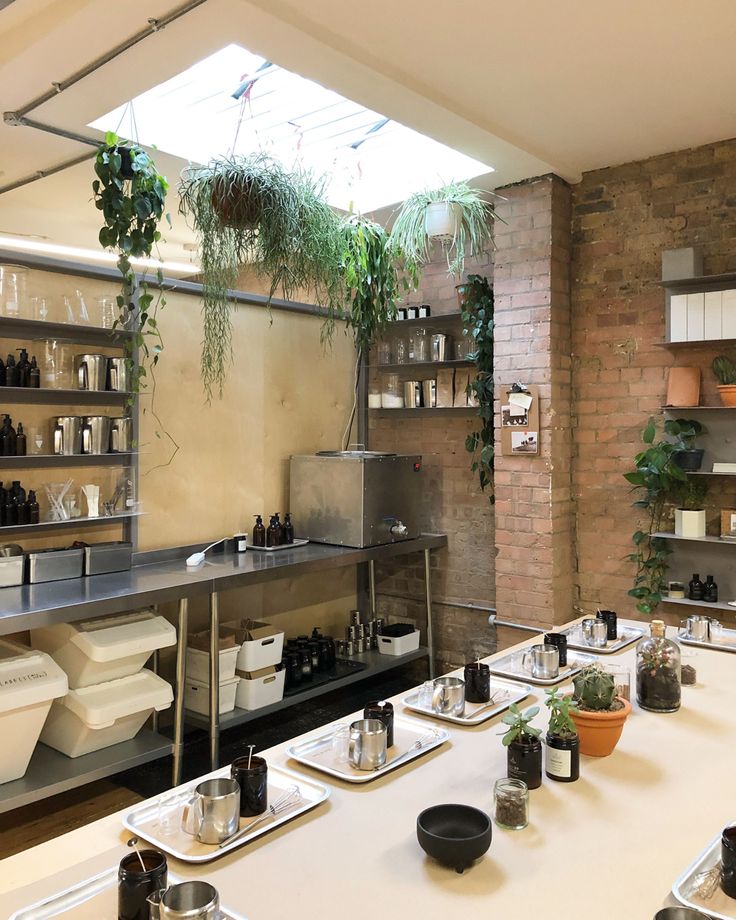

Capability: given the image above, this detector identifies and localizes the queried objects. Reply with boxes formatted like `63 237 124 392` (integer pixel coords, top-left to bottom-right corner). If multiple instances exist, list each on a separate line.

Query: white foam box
0 640 67 783
669 294 687 342
39 669 172 758
184 675 239 716
31 610 177 689
224 620 284 672
377 630 421 656
186 645 240 683
235 666 285 711
704 290 723 339
723 289 736 338
686 292 705 341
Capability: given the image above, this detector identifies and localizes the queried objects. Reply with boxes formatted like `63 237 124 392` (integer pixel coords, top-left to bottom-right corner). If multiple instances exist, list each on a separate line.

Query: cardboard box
225 619 285 672
453 369 470 408
236 665 277 680
226 619 281 644
436 368 455 408
188 629 236 652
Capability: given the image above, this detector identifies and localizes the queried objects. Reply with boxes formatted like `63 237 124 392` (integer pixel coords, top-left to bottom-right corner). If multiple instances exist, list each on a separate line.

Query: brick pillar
493 175 574 628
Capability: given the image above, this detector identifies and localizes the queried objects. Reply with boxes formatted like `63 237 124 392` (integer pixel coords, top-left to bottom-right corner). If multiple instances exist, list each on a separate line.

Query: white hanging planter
674 509 706 539
424 201 462 239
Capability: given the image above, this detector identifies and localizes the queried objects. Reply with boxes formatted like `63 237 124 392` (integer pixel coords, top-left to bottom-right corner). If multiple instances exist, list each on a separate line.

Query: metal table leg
209 592 220 771
368 559 377 618
172 597 188 787
151 649 160 733
423 548 435 678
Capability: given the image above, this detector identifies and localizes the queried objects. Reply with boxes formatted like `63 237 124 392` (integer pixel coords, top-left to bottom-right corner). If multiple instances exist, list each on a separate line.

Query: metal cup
81 415 112 455
75 353 109 390
687 615 709 642
431 676 465 716
348 718 387 770
582 618 608 648
403 380 421 408
110 417 133 452
521 645 559 679
422 378 437 408
181 778 240 845
160 881 219 919
53 416 83 455
108 356 131 392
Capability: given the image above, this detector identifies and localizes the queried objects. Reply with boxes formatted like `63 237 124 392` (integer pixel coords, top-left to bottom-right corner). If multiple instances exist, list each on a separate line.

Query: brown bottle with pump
266 515 281 547
15 423 26 457
29 357 40 388
253 515 266 547
16 348 30 388
27 489 40 524
283 513 295 544
5 355 17 388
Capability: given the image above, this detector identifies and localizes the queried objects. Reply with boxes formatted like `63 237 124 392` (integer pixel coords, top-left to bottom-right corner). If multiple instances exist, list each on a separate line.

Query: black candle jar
507 738 542 790
118 849 167 920
364 700 394 747
231 755 268 817
721 825 736 898
545 732 580 783
463 662 491 703
596 609 618 641
543 632 568 667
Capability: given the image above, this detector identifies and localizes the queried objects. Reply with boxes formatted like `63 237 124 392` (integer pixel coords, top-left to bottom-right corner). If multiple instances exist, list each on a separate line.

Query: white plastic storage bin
185 675 239 716
0 640 68 783
31 609 177 689
39 669 172 758
186 645 239 684
377 629 421 656
235 668 285 711
230 623 284 673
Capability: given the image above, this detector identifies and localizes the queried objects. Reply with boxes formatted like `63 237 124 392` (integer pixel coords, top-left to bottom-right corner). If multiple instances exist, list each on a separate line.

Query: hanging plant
389 181 503 277
93 131 169 396
179 153 342 399
462 274 494 497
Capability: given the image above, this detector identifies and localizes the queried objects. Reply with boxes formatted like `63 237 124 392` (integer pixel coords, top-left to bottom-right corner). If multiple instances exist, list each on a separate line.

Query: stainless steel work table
0 533 446 813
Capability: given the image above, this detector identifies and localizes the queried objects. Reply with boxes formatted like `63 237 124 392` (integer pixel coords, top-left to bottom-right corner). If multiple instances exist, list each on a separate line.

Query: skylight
88 44 493 213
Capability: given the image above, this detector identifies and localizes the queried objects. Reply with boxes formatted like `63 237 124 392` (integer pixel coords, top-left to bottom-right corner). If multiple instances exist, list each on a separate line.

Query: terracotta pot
570 697 631 757
717 385 736 407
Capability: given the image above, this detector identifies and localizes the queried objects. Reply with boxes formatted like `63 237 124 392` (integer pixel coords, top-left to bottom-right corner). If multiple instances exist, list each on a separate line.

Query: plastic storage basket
235 668 286 711
184 675 239 716
186 645 240 684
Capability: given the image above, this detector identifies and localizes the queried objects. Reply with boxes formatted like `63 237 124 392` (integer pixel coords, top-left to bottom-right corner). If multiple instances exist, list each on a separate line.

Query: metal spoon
461 692 504 719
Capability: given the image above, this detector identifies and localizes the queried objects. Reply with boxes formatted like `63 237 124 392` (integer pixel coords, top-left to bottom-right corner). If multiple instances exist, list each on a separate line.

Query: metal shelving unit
369 359 473 372
662 595 736 614
660 405 736 410
0 386 130 405
0 511 142 535
0 452 136 470
370 407 476 417
653 531 736 545
0 314 135 347
386 311 464 329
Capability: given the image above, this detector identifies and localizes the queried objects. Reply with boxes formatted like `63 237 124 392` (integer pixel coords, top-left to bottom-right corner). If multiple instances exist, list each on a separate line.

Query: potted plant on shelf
665 417 705 471
672 476 709 539
461 274 494 497
501 703 542 789
570 664 631 757
544 688 580 782
389 181 503 277
712 354 736 406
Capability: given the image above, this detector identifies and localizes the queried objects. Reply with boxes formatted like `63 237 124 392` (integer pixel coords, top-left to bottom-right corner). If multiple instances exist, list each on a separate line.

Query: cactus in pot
569 664 631 757
712 354 736 406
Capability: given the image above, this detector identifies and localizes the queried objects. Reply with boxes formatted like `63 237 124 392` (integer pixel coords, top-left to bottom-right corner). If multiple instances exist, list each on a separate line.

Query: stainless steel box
290 451 423 547
0 554 25 588
84 541 133 576
28 547 84 584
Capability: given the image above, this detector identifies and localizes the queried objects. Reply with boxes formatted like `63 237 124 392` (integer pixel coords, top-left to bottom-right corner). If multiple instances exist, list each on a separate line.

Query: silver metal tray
672 828 734 919
679 625 736 654
402 677 531 725
287 716 449 783
123 764 329 864
561 624 644 654
9 868 247 919
488 650 596 686
249 539 309 553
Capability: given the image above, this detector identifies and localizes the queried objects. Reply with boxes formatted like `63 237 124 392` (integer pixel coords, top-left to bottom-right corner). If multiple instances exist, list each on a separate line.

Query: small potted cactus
501 703 542 789
544 688 580 782
712 354 736 406
569 664 631 757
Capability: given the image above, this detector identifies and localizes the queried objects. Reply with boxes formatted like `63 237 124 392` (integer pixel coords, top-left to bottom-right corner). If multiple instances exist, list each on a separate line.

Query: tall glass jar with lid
636 619 681 712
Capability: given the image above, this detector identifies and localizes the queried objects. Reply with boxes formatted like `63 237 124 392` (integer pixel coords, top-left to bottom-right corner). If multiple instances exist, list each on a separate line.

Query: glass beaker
0 265 27 316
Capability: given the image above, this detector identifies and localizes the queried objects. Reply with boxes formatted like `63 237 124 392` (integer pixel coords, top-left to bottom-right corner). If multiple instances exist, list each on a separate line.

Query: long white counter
1 618 730 919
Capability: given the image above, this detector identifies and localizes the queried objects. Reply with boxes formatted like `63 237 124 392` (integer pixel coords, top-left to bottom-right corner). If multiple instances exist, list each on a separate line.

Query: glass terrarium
636 620 681 712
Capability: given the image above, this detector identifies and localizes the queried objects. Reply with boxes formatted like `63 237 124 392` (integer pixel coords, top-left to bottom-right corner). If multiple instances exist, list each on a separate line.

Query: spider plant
389 181 502 276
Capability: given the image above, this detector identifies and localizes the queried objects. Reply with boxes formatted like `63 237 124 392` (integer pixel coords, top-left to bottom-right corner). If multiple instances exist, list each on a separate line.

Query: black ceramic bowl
417 804 492 873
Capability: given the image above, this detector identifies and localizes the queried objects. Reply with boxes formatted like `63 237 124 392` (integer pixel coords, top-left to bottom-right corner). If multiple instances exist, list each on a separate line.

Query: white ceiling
2 0 736 266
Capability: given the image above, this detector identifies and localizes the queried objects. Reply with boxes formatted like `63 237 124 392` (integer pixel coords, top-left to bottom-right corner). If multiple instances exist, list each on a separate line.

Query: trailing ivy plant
93 132 169 397
461 274 494 497
623 417 688 615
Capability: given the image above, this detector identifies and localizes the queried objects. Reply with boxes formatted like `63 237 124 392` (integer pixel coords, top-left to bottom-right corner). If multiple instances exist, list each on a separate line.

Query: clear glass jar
368 383 382 409
381 373 404 409
413 328 429 362
0 265 28 316
394 337 407 364
636 620 681 712
493 778 528 830
377 340 392 365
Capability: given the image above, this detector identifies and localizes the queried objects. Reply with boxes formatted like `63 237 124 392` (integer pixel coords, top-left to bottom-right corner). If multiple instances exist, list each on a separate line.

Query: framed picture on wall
720 509 736 540
511 431 539 454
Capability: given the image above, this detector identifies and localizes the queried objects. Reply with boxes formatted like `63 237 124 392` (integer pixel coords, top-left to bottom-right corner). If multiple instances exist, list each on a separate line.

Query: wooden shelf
655 338 736 350
370 359 474 371
369 407 477 417
386 312 464 328
653 531 736 545
0 452 136 470
0 315 133 348
658 271 736 290
0 511 141 535
689 470 736 476
0 386 131 405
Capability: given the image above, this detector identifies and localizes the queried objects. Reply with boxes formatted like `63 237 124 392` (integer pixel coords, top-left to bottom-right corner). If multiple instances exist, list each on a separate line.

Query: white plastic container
235 631 284 673
0 640 68 783
186 645 239 684
185 675 239 716
39 669 172 758
31 610 177 689
235 668 286 711
377 630 421 657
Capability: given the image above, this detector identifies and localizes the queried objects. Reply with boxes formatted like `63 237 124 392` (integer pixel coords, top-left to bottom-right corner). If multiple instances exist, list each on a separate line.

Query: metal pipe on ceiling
0 149 96 195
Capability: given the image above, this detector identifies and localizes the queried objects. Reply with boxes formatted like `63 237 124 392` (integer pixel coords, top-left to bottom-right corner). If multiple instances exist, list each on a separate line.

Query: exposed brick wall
571 137 736 622
493 175 574 629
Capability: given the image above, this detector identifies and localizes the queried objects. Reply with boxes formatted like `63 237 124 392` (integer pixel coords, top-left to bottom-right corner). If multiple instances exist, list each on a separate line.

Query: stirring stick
127 836 147 871
246 744 255 769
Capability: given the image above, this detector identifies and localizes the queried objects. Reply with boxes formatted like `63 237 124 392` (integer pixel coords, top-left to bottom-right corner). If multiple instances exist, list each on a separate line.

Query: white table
1 618 730 919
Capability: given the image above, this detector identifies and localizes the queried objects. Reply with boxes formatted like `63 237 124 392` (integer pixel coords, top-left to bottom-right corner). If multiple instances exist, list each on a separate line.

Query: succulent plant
545 687 579 737
572 664 617 712
712 354 736 385
500 703 542 746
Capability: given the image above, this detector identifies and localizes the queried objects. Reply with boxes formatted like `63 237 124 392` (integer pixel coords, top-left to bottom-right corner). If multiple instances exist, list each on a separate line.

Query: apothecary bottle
636 619 681 713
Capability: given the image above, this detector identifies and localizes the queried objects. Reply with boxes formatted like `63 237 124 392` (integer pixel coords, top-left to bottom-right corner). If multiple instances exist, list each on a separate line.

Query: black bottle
0 357 5 387
16 496 29 525
3 493 17 526
27 489 39 525
29 357 40 388
283 512 294 545
704 574 719 603
266 515 281 548
274 512 285 545
253 514 266 547
688 573 704 601
16 348 30 387
0 484 5 526
0 417 16 457
15 423 26 457
11 481 26 504
5 355 17 388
